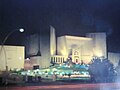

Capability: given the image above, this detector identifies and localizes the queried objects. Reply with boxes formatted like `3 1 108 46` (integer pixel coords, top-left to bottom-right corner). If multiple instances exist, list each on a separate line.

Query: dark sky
0 0 120 52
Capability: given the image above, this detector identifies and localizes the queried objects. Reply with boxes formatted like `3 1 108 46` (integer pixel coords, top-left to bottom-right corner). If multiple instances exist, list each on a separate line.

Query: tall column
50 26 56 56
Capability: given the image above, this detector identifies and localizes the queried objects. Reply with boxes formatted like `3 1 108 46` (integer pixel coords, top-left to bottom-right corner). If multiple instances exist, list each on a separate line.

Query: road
0 83 120 90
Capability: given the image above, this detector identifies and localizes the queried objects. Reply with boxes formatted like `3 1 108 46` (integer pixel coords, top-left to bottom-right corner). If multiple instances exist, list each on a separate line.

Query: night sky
0 0 120 52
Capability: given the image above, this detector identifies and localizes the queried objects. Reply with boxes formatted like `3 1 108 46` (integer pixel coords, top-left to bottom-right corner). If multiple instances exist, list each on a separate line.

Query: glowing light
52 68 57 71
26 58 30 61
28 70 31 73
19 28 24 32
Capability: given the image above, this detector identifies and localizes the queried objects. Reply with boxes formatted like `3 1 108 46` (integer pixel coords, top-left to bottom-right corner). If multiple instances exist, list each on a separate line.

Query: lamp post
0 28 24 71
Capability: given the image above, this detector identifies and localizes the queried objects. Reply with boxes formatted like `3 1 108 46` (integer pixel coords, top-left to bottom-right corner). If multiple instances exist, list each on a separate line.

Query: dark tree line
88 58 116 83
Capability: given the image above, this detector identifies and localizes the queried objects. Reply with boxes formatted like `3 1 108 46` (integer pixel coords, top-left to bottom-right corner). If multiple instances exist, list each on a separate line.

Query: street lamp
19 28 24 33
0 28 24 71
2 28 24 45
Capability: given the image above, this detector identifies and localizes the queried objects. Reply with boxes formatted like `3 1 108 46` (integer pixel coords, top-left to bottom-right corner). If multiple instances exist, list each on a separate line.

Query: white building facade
24 26 119 69
0 45 24 71
56 33 107 64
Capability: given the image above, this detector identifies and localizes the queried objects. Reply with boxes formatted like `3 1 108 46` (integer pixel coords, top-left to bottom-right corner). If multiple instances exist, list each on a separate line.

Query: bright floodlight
19 28 24 32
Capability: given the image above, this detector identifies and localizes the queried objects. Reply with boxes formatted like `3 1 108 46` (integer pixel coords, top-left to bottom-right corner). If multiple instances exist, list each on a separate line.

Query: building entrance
33 65 39 70
72 48 81 63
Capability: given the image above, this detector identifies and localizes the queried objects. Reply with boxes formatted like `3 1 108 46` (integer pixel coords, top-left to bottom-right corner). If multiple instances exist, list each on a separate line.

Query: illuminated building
0 26 119 71
0 45 24 71
25 26 113 69
56 33 107 64
25 29 50 69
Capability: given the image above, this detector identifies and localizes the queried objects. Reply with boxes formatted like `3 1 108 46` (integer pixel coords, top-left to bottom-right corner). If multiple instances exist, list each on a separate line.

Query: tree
88 58 115 83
